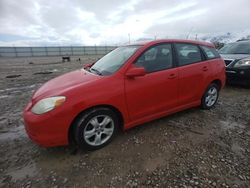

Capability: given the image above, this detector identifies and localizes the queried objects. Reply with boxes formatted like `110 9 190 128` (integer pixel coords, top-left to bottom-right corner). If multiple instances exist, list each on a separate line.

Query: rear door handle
202 66 208 71
168 73 177 79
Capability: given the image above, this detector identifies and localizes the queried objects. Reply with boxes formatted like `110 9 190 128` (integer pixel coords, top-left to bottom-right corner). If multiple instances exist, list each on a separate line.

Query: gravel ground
0 56 249 188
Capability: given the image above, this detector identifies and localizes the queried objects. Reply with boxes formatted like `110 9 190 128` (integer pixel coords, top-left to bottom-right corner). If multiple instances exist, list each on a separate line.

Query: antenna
195 34 198 40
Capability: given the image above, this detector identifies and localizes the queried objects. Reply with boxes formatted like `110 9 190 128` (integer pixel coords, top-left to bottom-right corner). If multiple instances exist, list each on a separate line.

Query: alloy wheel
205 87 218 107
83 115 114 146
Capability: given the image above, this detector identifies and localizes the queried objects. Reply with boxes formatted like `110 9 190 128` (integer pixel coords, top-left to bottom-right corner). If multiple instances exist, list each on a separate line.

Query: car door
125 43 179 121
174 43 210 106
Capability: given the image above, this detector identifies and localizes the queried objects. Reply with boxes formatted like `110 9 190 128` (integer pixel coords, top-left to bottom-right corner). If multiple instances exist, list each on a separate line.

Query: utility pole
186 27 193 39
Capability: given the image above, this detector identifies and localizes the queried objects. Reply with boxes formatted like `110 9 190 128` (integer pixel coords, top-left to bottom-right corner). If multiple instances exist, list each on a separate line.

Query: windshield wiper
90 68 102 75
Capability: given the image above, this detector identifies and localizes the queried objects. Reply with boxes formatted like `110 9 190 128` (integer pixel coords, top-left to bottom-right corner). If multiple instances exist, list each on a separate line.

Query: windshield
219 42 250 54
89 46 140 75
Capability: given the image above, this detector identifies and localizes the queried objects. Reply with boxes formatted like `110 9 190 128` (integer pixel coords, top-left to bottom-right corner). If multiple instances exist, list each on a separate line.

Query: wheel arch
210 79 222 90
68 104 124 146
201 79 222 100
200 79 222 109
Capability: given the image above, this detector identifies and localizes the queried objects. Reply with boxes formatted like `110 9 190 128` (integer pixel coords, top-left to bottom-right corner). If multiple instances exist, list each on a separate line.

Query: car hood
220 54 250 60
32 69 99 100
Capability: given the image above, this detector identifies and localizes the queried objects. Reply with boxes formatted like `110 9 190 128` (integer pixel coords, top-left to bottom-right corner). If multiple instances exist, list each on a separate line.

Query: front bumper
23 102 72 147
226 67 250 86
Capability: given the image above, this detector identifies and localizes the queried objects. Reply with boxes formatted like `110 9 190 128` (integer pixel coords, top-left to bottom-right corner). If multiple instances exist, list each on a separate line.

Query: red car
23 39 225 150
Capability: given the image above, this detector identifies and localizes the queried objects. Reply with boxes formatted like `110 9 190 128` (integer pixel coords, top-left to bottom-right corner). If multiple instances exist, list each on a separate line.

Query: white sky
0 0 250 46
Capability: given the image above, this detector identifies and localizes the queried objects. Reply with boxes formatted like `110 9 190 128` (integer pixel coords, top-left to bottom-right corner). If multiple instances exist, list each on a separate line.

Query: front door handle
168 73 177 79
202 66 208 71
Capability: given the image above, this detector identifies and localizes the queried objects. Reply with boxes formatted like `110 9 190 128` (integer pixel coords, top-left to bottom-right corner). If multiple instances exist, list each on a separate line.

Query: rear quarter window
201 46 220 59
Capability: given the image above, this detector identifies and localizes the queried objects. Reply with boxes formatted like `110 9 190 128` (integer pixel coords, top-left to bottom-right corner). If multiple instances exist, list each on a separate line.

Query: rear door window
175 43 202 66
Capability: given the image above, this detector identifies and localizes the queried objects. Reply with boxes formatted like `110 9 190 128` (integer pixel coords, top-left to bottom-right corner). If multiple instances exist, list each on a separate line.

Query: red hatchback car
23 39 225 150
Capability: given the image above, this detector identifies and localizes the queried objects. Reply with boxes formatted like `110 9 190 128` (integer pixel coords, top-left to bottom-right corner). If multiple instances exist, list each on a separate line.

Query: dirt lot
0 56 249 188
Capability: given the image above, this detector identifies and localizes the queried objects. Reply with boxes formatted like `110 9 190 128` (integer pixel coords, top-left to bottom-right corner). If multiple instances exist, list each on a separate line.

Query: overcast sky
0 0 250 46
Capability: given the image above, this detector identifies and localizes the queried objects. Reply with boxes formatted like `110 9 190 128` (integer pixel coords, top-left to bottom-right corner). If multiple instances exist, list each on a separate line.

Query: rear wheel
74 108 119 150
201 83 219 109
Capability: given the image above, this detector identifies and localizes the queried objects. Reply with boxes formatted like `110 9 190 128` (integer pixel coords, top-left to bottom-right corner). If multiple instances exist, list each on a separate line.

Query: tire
74 107 119 150
201 83 219 109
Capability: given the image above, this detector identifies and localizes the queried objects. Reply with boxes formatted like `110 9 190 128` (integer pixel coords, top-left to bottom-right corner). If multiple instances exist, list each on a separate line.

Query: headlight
234 59 250 68
31 96 66 115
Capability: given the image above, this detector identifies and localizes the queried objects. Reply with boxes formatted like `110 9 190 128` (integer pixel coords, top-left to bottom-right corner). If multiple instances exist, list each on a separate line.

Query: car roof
127 39 214 48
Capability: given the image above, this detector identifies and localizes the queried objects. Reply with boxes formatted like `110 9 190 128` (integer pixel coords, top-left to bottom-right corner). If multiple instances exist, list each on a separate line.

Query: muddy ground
0 56 249 188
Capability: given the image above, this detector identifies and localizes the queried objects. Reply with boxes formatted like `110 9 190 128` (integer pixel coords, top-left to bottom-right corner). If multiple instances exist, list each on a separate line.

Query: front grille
224 59 233 66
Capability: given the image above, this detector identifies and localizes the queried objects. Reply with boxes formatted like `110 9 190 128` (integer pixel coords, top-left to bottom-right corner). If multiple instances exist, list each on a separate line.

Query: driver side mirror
126 66 146 78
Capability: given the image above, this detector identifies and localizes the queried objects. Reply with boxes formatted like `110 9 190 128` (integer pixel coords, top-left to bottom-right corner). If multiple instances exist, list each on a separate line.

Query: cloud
0 0 250 46
145 0 250 39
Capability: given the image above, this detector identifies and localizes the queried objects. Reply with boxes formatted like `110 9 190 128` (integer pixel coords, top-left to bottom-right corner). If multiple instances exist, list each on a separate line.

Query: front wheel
74 108 119 150
201 83 219 109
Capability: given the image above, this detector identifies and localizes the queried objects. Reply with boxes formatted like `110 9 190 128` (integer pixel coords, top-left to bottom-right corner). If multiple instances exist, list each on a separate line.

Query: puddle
0 84 39 94
185 127 213 145
33 71 53 75
231 142 244 157
246 131 250 136
7 163 38 181
0 95 10 99
0 126 26 141
220 121 246 130
5 75 21 78
0 117 7 122
144 156 166 172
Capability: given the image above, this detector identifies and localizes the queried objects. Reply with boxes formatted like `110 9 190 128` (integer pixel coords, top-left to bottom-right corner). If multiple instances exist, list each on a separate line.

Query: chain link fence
0 46 117 58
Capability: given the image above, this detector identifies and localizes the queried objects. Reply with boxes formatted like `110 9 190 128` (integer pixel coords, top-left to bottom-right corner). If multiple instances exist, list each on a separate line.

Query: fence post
59 46 62 56
45 46 48 56
30 47 33 57
14 46 17 57
105 45 107 54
